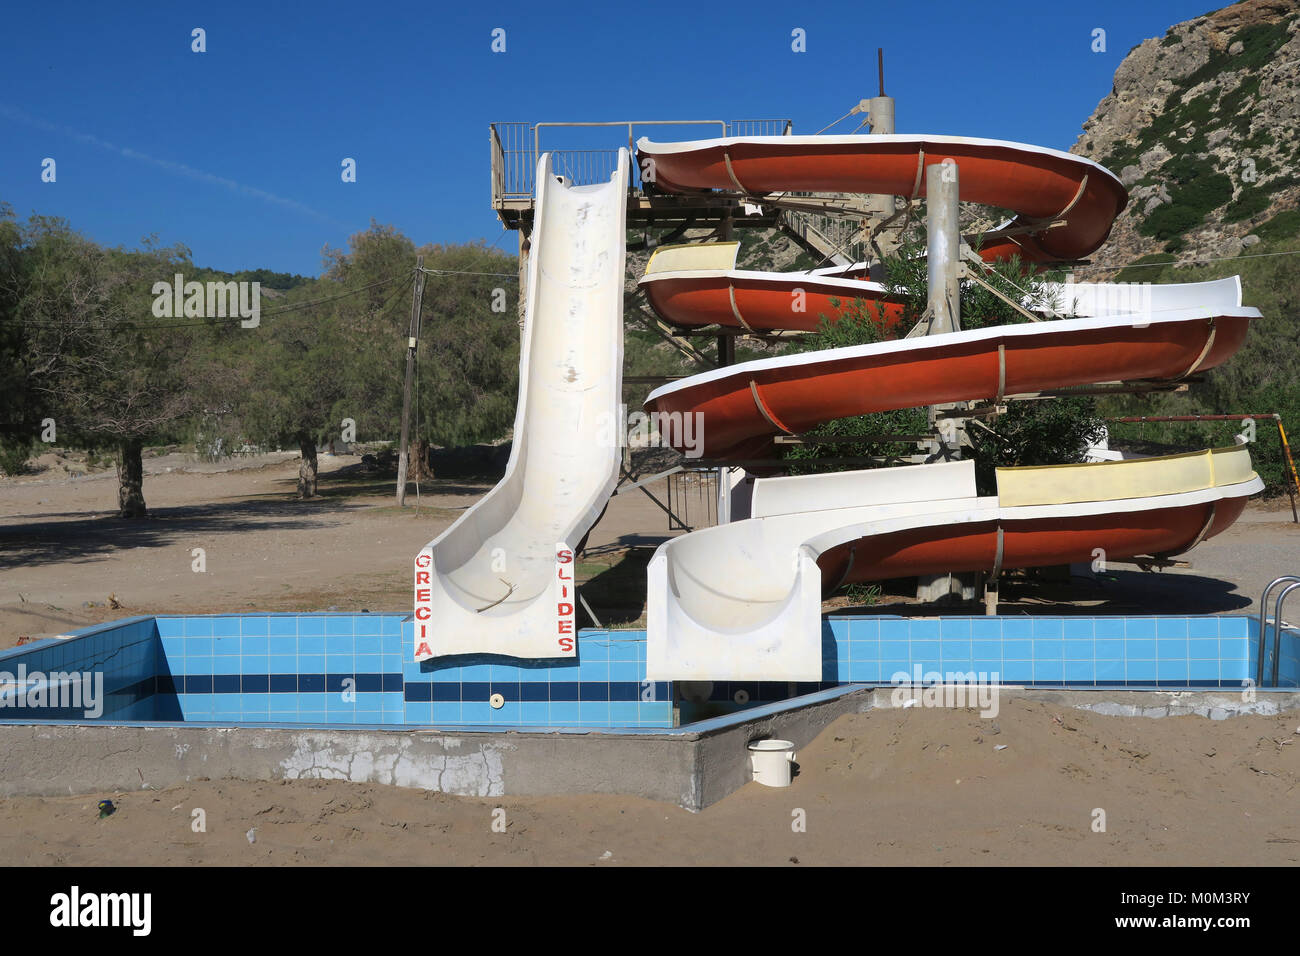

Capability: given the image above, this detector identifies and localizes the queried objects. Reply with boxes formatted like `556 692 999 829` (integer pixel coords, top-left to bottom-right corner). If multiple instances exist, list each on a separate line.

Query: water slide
636 134 1265 681
412 150 629 661
647 450 1263 681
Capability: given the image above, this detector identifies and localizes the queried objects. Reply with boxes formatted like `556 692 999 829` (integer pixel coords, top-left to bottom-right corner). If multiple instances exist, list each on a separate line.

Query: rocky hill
1073 0 1300 277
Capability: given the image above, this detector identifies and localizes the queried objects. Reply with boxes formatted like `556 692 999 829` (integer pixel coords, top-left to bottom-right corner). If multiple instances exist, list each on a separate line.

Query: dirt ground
1 451 1298 865
0 701 1296 866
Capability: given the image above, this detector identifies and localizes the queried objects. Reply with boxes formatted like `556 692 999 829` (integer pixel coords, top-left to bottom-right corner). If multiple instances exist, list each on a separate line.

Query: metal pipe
1257 575 1300 686
1271 581 1300 687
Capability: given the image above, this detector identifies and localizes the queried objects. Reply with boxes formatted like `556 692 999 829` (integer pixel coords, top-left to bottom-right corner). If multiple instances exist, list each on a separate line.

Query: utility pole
396 255 426 506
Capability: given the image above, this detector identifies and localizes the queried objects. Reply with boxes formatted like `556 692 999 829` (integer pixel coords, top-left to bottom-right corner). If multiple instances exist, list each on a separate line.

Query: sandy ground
1 451 1298 865
0 701 1296 866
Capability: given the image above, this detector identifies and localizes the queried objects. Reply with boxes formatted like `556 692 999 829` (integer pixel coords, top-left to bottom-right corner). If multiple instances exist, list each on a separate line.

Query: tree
11 214 214 515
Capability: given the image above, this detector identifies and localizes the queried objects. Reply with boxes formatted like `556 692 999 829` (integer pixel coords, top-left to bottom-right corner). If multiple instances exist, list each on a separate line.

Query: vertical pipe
926 162 960 335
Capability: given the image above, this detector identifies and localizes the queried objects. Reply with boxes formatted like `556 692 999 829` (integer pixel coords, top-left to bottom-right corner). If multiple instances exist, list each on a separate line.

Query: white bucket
748 739 796 787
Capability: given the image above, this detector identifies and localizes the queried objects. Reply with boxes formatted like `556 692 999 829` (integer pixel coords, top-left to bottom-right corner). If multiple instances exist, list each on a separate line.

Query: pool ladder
1257 575 1300 687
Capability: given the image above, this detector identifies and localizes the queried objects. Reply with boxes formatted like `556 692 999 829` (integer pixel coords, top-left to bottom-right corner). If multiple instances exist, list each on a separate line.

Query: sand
0 701 1296 866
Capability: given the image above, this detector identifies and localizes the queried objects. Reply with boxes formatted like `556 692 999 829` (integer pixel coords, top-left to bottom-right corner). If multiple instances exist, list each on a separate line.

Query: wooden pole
395 255 426 506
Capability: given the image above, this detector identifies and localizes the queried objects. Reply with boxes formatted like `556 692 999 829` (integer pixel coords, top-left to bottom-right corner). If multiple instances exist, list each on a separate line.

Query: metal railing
490 118 794 206
1258 575 1300 686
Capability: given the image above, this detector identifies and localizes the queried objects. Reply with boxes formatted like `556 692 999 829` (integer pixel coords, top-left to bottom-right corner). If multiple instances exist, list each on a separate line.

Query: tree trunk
409 439 434 481
298 439 318 499
117 440 146 518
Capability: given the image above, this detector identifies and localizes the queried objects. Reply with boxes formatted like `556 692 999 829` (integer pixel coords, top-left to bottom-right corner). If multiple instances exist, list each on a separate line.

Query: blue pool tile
846 661 880 682
880 640 910 660
241 636 269 655
296 712 326 724
1033 660 1063 682
1156 617 1188 638
1032 640 1063 658
971 618 1002 639
909 620 940 640
1064 661 1095 682
939 618 971 638
940 637 972 657
431 683 459 702
1125 618 1157 640
850 619 879 640
1032 618 1063 638
1094 639 1124 660
155 617 185 638
1187 617 1219 638
267 654 297 674
1002 618 1033 639
1064 640 1094 660
184 618 214 637
184 656 213 676
910 640 940 660
267 636 296 656
879 619 910 641
324 617 354 636
324 635 355 656
1093 618 1125 639
1094 660 1124 683
1003 640 1032 661
1063 619 1094 639
160 637 186 659
1157 660 1189 681
211 617 242 638
520 702 549 724
1219 616 1252 637
268 617 298 636
490 701 522 724
880 661 911 682
240 617 270 637
184 637 213 658
549 702 580 725
1125 639 1157 660
972 660 1003 680
1157 639 1189 660
579 701 611 723
297 636 325 655
969 641 1001 660
460 702 494 724
1220 638 1249 660
1188 660 1221 681
609 639 640 661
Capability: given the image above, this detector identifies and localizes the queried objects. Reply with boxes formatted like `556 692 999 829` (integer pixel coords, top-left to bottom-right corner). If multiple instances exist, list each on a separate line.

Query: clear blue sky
1 0 1217 277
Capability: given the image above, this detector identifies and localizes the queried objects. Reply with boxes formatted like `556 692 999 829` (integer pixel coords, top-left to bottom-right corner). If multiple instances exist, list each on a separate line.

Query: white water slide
413 150 629 661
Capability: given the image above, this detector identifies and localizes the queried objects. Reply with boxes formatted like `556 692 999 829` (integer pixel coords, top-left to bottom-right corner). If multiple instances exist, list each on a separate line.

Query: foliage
780 236 1102 488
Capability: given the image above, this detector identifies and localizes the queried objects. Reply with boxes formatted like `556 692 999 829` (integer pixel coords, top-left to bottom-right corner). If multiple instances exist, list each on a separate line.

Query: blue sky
1 0 1216 276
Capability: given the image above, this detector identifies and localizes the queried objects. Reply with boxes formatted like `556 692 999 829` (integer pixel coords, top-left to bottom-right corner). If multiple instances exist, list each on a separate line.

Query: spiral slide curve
637 134 1264 681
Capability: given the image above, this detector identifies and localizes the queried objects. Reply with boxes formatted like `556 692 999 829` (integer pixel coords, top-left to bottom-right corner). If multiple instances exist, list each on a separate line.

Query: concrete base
0 688 869 812
3 686 1298 810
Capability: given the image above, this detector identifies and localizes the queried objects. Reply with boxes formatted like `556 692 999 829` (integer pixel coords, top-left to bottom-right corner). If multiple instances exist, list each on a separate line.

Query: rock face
1072 0 1300 278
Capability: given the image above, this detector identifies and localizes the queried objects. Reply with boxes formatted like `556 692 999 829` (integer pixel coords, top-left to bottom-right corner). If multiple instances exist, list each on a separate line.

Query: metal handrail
534 120 728 165
1271 582 1300 687
1257 575 1300 685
